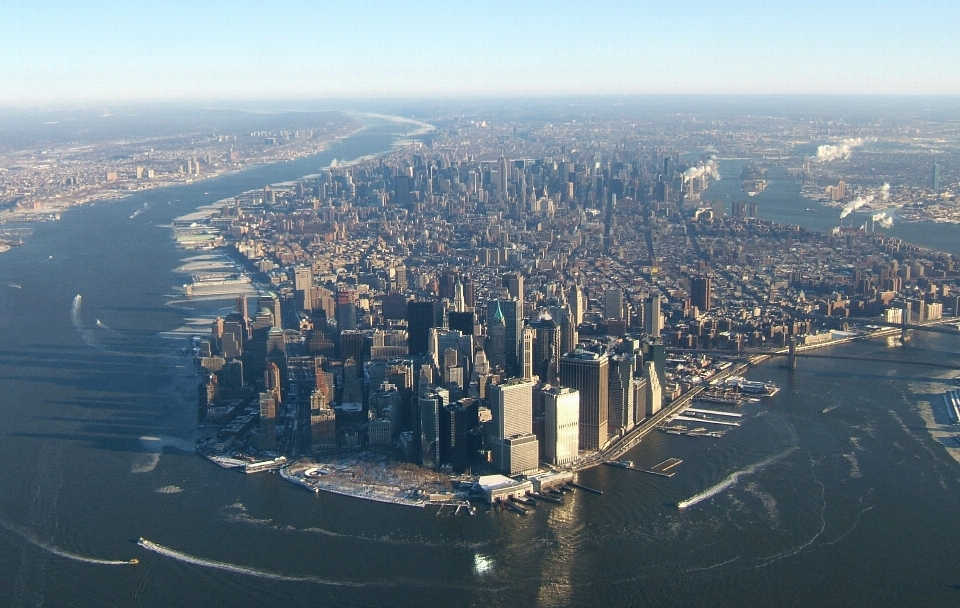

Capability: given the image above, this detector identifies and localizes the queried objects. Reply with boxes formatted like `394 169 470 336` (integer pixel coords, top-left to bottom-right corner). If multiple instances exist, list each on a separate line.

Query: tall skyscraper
294 266 314 312
691 276 712 312
608 354 634 435
644 293 663 338
335 289 357 332
569 283 584 326
533 316 560 383
503 272 524 301
488 302 507 369
521 326 535 381
645 361 662 416
604 288 623 320
488 379 538 475
543 387 580 466
559 350 609 451
407 299 441 355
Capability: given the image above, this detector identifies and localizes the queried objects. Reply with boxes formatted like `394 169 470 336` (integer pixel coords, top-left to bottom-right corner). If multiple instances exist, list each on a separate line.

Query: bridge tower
787 336 798 370
900 302 911 343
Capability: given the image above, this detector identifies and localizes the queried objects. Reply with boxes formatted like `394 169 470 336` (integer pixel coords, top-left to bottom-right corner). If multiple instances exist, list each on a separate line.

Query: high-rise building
542 386 579 466
608 354 634 435
559 350 609 451
407 299 441 355
521 326 535 381
604 288 623 320
488 379 538 475
294 267 314 312
335 289 357 332
416 386 449 469
691 276 712 313
258 292 282 329
569 283 584 326
644 293 662 338
488 298 523 372
503 272 524 301
488 301 507 369
645 361 662 416
533 316 560 383
256 391 277 450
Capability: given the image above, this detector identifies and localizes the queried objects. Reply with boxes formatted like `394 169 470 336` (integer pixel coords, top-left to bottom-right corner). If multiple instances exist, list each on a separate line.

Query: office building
559 350 609 451
691 276 712 312
543 387 580 466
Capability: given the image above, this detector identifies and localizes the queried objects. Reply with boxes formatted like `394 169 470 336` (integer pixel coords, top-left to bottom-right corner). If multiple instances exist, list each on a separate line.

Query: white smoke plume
840 194 873 219
880 182 890 201
816 138 864 163
869 211 894 229
682 162 720 183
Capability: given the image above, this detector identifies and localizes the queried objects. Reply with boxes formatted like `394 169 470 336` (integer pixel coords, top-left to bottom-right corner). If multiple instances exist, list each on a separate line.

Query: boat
510 495 536 507
6 283 21 289
128 559 139 565
530 491 564 504
603 460 634 469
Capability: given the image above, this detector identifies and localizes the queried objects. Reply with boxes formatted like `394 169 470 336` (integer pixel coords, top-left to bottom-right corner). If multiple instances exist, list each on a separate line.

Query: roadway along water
1 124 960 605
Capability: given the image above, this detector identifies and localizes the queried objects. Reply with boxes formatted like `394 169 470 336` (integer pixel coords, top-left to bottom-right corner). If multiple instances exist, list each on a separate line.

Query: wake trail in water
70 294 83 330
678 446 798 509
138 538 388 587
0 511 134 566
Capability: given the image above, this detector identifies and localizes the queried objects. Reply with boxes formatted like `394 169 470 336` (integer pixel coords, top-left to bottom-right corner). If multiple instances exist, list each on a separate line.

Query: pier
685 408 742 418
672 415 741 427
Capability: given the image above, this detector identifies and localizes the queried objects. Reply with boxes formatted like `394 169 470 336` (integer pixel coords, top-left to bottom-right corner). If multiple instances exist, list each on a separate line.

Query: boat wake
0 511 134 566
678 446 798 509
138 538 385 586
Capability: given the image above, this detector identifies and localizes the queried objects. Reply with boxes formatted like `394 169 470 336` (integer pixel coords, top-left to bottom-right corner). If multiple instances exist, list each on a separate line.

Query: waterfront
2 122 960 606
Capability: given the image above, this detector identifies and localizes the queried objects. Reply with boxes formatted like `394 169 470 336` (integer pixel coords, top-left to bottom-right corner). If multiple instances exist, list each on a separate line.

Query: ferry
129 559 139 565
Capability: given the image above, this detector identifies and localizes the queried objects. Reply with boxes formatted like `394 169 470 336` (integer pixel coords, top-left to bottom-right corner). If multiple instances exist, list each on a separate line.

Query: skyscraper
407 299 441 355
533 316 560 383
691 276 712 312
604 288 623 320
488 379 538 475
608 354 634 435
543 386 580 466
488 302 506 369
559 350 609 451
644 293 662 338
521 326 535 381
294 266 314 312
503 272 524 301
335 289 357 332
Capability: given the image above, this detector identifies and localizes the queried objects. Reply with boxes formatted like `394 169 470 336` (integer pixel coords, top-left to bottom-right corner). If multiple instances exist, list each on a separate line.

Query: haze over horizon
2 0 960 108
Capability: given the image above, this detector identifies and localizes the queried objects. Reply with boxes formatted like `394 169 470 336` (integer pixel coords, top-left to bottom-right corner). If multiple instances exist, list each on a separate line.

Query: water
3 123 960 606
703 159 960 254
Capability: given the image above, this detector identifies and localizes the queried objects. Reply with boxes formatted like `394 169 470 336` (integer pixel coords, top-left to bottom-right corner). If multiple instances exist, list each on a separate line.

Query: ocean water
1 121 960 606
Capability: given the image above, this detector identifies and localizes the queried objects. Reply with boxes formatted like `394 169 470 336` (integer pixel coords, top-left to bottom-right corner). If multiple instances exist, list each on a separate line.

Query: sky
1 0 959 107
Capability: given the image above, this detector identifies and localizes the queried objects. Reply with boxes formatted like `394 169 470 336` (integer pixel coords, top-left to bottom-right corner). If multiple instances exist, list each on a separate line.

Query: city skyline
3 0 960 107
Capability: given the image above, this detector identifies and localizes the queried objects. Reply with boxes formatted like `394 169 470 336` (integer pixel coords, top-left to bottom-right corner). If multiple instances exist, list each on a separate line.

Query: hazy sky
1 0 958 107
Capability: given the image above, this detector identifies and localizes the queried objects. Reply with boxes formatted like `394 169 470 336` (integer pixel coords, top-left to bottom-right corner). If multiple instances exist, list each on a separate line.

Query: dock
568 482 603 494
602 458 683 478
672 415 740 427
685 408 742 418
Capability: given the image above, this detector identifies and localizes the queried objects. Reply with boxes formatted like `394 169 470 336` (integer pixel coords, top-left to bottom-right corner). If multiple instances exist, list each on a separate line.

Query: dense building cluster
190 115 960 477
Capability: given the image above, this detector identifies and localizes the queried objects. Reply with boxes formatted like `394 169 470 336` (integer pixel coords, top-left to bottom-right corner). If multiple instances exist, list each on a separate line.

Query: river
1 119 960 606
